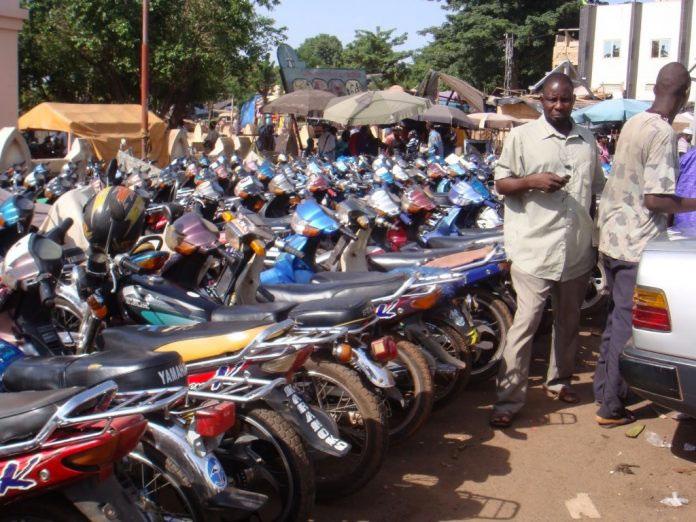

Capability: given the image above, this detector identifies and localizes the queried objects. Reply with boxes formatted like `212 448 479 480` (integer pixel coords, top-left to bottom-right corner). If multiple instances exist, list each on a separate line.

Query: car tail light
195 402 236 437
371 336 398 362
411 288 442 310
633 286 671 332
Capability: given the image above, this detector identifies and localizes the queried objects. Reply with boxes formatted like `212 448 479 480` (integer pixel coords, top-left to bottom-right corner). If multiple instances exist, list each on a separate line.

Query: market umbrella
572 99 650 124
260 89 336 117
323 90 431 126
467 112 520 130
416 104 475 128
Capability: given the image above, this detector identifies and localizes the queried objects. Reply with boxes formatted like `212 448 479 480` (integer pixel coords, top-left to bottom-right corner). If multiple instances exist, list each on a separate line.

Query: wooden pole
140 0 149 159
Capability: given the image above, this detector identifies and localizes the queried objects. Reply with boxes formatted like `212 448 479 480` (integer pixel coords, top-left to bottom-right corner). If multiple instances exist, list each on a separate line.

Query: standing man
595 63 695 427
317 123 337 161
427 122 444 157
490 73 605 428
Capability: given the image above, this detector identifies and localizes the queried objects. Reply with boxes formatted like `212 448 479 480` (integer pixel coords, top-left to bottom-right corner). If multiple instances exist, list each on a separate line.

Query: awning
18 102 168 166
417 70 486 113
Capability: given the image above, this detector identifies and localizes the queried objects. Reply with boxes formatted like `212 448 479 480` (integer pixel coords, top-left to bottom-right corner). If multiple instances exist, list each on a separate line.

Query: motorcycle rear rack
187 375 288 404
0 381 187 458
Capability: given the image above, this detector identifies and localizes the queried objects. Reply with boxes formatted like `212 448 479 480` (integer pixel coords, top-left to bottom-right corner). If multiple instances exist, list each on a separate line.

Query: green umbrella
260 89 336 117
323 90 431 126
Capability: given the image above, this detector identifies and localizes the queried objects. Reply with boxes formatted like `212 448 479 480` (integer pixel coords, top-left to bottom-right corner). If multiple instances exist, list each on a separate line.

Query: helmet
83 186 145 254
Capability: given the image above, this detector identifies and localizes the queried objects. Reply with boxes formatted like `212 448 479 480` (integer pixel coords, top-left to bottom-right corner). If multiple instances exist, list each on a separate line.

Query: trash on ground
565 493 601 519
625 424 645 438
610 463 638 475
660 492 689 507
645 431 672 448
674 467 696 475
683 442 696 452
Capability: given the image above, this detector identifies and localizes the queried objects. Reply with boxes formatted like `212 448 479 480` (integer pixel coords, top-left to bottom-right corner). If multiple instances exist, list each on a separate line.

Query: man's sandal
595 413 636 429
489 412 513 429
544 386 580 404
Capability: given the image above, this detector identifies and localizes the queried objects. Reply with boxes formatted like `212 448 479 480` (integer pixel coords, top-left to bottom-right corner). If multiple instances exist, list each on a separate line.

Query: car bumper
620 342 696 417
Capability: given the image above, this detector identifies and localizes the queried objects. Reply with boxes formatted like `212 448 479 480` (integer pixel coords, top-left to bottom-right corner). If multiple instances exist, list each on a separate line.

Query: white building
579 0 696 100
0 1 28 127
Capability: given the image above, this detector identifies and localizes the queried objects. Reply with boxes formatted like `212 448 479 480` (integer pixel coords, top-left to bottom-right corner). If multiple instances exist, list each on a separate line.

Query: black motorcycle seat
263 276 406 304
2 349 185 393
0 388 82 444
99 320 272 354
289 297 372 327
310 271 406 285
368 246 468 271
210 302 297 323
427 231 502 249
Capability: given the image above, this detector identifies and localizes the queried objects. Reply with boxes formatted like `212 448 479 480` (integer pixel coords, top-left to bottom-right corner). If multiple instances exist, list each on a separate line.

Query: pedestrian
678 128 693 156
489 72 605 428
317 123 337 161
595 62 696 427
426 122 444 157
205 121 219 151
337 129 350 157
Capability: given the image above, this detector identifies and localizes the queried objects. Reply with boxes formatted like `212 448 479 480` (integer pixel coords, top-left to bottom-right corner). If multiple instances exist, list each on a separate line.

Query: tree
342 27 412 88
296 34 344 68
415 0 581 93
19 0 284 123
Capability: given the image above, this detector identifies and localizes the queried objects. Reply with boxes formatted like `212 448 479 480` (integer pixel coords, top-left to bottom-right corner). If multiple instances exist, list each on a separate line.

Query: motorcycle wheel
216 408 315 522
293 358 388 500
385 340 434 444
421 318 473 406
117 441 202 522
458 288 513 384
50 297 85 351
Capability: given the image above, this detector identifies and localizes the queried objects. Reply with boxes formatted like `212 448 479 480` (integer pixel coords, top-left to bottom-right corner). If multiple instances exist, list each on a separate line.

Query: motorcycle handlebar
45 218 74 245
339 226 358 241
38 277 55 307
118 256 144 274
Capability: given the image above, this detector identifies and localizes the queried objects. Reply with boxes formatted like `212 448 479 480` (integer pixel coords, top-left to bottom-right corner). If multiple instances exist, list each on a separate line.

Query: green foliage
414 0 581 93
297 34 344 68
19 0 284 122
342 27 412 88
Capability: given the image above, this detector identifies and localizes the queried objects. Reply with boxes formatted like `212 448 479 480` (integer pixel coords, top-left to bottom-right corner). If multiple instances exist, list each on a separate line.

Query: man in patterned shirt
595 62 696 427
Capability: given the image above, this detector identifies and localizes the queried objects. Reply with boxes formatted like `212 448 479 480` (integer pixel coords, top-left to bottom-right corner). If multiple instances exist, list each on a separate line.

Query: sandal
544 386 580 404
489 411 513 429
595 412 636 429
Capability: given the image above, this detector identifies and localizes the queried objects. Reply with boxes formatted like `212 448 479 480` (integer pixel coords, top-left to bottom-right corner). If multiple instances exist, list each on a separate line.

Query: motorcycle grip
38 277 55 307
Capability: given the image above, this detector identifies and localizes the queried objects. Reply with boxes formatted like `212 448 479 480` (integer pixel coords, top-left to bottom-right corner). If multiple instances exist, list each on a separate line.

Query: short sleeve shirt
598 112 678 263
494 116 604 281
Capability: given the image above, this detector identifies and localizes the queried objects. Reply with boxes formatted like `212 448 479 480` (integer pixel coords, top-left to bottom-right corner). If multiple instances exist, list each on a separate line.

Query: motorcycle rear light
411 288 442 310
332 343 353 363
63 436 119 471
371 336 398 363
633 286 671 332
195 402 236 437
113 416 148 459
498 261 511 273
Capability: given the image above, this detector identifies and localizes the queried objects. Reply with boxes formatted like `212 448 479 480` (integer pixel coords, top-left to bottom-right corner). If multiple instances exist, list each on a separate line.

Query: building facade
0 1 28 127
579 0 695 100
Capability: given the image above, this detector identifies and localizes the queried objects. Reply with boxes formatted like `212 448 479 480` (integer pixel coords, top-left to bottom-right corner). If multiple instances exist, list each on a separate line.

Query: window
651 39 671 58
603 39 621 58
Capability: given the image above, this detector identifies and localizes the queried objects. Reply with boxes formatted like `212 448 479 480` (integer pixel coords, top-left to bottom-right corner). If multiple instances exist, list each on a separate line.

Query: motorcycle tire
387 340 434 444
217 407 315 522
0 494 84 522
421 318 473 407
117 441 204 522
460 288 513 384
294 358 388 500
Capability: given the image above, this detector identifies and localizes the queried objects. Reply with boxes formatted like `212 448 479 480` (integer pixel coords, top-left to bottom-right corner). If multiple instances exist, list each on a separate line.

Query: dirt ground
313 320 696 521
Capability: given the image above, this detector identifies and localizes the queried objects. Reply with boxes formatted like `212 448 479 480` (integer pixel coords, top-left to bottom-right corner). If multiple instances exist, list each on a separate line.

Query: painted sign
277 44 368 96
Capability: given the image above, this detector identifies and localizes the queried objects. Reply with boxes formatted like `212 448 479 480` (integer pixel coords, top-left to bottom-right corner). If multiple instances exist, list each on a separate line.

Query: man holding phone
490 73 605 428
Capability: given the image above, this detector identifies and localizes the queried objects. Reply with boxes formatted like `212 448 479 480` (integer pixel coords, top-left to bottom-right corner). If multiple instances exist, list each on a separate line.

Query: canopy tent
415 105 475 128
467 112 524 130
417 70 486 113
323 90 430 126
572 99 650 124
18 103 168 166
260 89 336 117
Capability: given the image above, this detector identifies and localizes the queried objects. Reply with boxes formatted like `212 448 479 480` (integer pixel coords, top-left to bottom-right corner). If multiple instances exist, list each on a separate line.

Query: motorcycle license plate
282 385 350 455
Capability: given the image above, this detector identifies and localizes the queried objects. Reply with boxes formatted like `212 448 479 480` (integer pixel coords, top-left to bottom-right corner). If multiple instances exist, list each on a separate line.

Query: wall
589 3 633 96
635 0 683 100
0 1 28 128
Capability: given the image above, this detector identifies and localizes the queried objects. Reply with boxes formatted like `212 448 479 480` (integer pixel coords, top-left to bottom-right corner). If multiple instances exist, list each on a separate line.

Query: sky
260 0 449 55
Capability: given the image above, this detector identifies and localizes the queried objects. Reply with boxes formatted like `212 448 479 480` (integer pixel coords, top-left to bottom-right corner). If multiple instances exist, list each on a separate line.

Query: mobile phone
563 175 571 181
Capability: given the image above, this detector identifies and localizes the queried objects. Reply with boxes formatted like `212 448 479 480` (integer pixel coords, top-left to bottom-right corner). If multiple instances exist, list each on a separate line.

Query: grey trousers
494 265 590 415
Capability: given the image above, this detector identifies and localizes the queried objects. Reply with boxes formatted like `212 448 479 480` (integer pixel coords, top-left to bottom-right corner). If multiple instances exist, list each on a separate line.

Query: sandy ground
313 320 696 521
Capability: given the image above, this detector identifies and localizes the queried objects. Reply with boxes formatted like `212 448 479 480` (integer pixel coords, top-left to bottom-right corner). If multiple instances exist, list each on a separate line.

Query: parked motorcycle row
0 149 598 521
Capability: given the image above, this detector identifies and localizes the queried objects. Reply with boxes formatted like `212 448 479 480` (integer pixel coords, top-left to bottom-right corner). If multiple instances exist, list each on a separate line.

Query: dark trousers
593 255 638 419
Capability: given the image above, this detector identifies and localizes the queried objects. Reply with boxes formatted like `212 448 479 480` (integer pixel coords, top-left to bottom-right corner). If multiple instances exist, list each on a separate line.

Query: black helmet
83 186 145 254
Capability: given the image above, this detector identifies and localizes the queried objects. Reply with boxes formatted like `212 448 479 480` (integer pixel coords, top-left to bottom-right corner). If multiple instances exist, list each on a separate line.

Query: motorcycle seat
210 302 297 323
426 231 502 249
424 246 494 269
368 246 469 271
0 388 82 444
99 321 278 363
2 349 185 394
263 275 406 305
309 271 406 285
289 297 372 327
